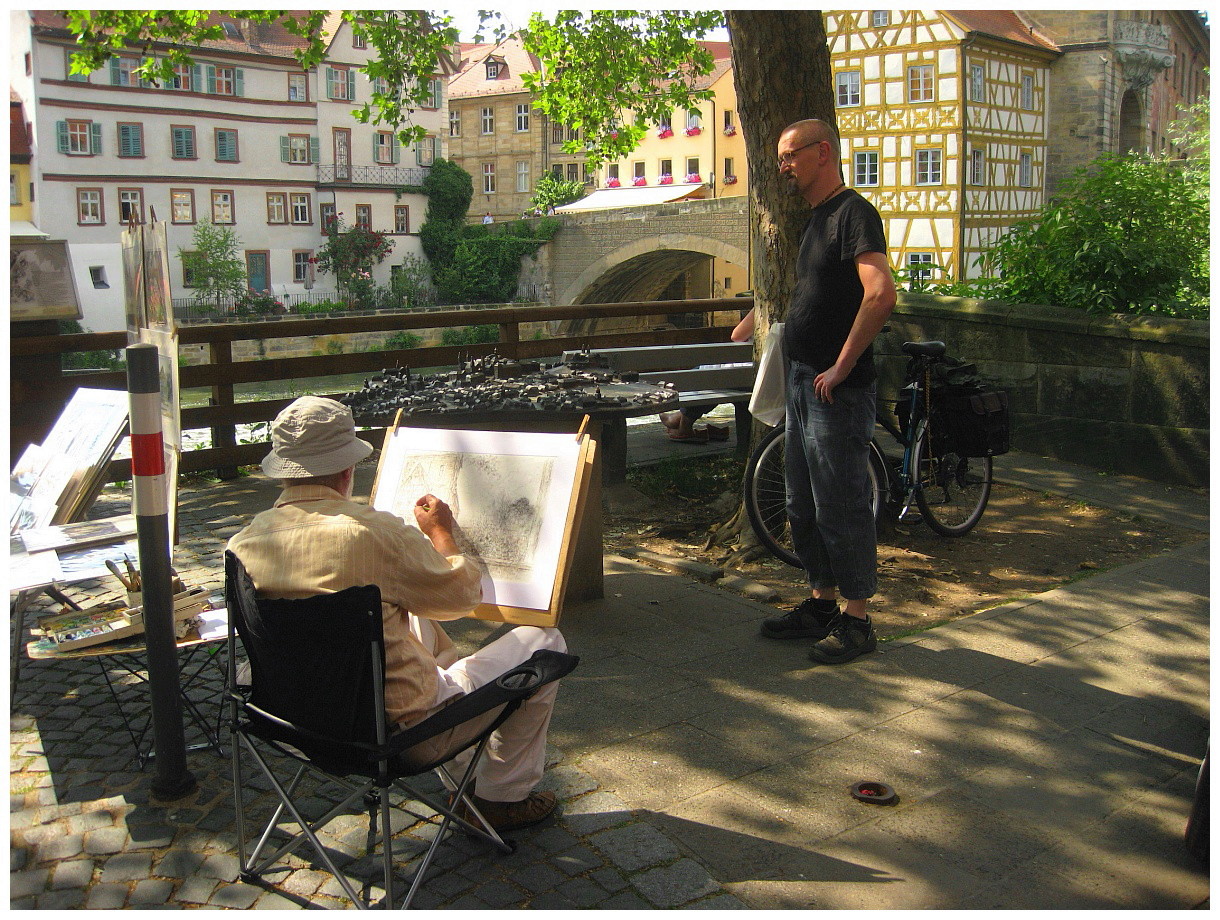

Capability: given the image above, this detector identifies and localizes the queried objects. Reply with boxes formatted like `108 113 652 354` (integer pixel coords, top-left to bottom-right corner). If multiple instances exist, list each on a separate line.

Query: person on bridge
760 118 896 665
228 396 568 832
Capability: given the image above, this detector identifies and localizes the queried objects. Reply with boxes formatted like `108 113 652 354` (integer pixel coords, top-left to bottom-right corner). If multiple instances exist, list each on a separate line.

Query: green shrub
57 319 125 371
293 299 351 315
983 152 1208 317
384 330 422 350
440 324 499 347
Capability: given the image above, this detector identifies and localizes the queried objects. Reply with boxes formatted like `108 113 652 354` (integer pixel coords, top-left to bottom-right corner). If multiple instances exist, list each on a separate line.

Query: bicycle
743 341 995 568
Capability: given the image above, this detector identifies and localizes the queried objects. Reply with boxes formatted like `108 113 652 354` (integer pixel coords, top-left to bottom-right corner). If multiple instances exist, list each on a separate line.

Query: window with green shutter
117 123 143 158
172 126 196 159
282 135 317 164
415 136 437 167
326 67 354 100
216 129 238 162
65 49 87 81
58 120 99 155
374 132 401 165
206 64 242 96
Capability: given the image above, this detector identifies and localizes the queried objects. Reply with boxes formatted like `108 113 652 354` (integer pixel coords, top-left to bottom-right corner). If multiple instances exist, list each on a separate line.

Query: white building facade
20 12 448 332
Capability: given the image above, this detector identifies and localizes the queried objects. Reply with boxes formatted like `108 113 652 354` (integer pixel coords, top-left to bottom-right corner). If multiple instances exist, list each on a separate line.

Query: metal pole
127 343 197 799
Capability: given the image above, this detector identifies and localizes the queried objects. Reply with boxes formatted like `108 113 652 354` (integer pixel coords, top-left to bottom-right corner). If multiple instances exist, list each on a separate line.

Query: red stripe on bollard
131 432 166 477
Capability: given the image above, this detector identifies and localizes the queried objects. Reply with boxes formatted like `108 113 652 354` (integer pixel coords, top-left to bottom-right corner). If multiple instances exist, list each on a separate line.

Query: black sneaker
760 598 839 640
808 613 878 664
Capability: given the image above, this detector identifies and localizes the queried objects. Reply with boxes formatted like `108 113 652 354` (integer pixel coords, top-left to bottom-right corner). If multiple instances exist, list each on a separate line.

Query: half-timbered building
826 10 1060 281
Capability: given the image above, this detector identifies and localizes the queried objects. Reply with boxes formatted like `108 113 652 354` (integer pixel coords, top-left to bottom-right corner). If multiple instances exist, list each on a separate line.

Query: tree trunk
713 12 835 561
726 10 835 337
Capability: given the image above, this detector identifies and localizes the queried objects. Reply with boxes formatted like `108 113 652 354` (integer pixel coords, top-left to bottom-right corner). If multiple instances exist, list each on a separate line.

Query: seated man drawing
228 396 567 832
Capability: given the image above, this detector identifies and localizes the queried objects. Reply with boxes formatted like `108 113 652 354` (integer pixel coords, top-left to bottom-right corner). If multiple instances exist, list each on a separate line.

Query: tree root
702 502 773 567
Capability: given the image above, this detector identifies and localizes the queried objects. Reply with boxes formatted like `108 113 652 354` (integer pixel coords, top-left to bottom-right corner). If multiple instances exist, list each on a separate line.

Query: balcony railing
316 165 431 187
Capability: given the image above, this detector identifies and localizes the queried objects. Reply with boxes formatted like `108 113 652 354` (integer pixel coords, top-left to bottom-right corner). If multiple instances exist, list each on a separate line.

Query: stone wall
876 294 1209 488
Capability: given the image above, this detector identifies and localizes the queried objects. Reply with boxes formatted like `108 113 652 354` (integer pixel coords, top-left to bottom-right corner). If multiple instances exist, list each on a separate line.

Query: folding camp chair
224 550 578 909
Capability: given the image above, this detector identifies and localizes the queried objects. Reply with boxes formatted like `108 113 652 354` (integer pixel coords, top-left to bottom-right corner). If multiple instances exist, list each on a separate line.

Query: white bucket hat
261 396 373 478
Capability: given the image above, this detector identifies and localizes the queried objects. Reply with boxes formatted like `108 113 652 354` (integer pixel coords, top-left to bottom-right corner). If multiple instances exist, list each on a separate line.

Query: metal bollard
127 343 197 799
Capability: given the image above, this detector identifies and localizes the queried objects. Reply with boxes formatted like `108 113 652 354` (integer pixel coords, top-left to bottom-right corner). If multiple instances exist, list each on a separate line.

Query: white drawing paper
372 427 582 612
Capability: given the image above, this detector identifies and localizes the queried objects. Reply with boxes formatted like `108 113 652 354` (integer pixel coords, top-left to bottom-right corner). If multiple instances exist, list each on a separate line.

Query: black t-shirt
783 189 888 388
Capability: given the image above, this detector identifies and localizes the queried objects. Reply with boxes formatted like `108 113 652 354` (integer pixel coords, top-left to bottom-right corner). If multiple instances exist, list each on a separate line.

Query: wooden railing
11 297 752 483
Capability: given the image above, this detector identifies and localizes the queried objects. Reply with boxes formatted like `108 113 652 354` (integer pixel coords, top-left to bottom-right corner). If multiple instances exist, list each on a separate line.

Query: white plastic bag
748 321 786 427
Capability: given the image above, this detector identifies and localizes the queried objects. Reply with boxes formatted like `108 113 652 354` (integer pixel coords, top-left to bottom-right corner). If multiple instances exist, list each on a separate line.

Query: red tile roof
11 96 32 159
945 11 1059 52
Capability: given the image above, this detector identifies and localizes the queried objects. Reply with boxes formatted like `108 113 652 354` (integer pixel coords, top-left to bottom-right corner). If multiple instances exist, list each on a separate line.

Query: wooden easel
371 415 597 628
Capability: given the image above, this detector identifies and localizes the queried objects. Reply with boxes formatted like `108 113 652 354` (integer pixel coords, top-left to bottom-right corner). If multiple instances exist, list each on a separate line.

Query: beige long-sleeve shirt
227 484 483 727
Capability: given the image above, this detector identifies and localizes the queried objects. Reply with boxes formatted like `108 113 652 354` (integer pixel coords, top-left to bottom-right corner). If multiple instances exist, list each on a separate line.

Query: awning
10 220 48 239
556 183 708 213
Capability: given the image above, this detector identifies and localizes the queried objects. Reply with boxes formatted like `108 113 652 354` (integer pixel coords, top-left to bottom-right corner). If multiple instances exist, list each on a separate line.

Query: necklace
812 182 846 209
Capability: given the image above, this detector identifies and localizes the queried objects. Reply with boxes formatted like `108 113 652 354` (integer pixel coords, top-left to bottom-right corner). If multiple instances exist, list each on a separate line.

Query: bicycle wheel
912 431 992 537
743 425 801 568
743 426 887 568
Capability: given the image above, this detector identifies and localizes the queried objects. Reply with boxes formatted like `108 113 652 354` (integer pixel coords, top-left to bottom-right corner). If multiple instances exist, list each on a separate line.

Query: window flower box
606 177 621 188
658 174 673 185
656 127 673 139
723 174 738 185
632 176 647 187
723 125 737 136
684 126 702 136
685 173 702 184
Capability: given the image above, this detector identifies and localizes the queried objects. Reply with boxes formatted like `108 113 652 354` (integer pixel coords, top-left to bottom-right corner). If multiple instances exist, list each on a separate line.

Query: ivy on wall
417 159 560 304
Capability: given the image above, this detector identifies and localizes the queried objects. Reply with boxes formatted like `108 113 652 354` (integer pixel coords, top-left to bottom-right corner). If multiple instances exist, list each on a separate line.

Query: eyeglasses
778 140 824 169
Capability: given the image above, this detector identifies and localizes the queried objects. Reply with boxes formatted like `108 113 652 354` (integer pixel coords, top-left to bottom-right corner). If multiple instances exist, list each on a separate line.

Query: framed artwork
9 388 129 534
9 238 82 321
371 424 596 626
121 225 146 335
142 221 174 333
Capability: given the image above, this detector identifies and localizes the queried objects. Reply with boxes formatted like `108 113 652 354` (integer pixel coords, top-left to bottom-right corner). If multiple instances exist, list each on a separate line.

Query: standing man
760 119 896 664
229 396 567 831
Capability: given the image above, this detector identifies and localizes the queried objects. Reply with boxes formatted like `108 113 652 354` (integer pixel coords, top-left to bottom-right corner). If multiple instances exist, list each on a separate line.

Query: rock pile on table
341 352 676 420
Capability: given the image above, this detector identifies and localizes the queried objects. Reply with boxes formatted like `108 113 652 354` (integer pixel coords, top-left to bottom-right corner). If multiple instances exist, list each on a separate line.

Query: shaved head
782 118 840 159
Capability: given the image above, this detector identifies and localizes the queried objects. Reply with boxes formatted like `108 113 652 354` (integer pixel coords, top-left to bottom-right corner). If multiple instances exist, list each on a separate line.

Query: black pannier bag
894 356 1011 458
935 388 1011 457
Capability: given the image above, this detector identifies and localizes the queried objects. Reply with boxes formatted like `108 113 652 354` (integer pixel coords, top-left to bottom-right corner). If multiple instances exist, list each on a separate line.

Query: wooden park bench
562 342 756 483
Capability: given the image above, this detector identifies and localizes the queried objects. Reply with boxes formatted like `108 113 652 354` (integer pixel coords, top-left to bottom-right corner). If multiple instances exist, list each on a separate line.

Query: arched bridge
542 196 750 306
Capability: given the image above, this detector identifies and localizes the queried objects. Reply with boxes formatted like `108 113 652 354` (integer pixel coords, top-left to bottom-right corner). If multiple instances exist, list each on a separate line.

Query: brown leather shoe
459 790 557 833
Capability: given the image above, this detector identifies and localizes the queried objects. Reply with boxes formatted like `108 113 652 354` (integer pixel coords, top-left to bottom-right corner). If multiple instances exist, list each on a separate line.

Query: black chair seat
223 550 577 909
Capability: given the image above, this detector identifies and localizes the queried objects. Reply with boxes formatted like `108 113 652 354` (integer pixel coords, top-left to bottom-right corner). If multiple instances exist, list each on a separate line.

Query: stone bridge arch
543 196 751 307
562 233 750 305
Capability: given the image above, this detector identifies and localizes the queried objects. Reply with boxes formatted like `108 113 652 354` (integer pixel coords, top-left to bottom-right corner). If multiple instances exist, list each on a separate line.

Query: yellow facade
11 161 33 223
595 58 751 298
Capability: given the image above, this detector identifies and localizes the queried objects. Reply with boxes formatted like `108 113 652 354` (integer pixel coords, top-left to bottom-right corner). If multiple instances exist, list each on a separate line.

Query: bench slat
639 366 755 391
677 389 752 406
563 342 753 373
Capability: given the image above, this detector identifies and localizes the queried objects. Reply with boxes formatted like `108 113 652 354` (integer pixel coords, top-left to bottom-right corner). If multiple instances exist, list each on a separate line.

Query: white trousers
405 618 567 802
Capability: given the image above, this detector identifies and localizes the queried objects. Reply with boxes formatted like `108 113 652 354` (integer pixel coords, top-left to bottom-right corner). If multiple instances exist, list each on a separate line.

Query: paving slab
9 450 1208 909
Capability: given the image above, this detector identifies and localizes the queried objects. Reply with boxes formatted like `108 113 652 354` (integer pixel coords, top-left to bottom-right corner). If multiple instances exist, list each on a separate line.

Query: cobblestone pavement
10 470 745 910
10 449 1208 909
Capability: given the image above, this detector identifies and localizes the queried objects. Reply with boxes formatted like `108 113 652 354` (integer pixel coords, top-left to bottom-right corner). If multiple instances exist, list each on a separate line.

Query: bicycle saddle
901 341 947 358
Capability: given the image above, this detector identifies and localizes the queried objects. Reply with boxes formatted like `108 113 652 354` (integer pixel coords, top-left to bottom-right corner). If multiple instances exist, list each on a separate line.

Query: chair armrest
384 650 578 757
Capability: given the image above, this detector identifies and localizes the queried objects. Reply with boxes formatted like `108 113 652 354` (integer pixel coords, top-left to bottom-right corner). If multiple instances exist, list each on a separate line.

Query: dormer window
486 62 500 79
